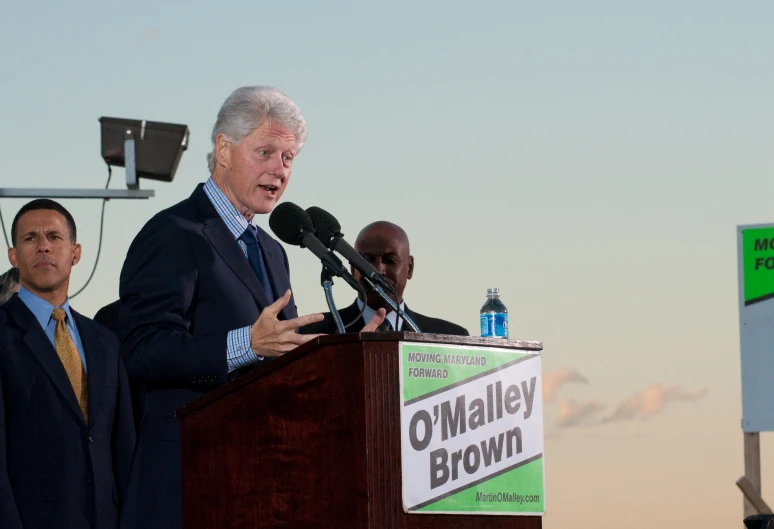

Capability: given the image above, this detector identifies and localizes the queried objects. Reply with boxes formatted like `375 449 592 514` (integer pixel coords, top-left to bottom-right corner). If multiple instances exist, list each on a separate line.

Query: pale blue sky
1 2 773 527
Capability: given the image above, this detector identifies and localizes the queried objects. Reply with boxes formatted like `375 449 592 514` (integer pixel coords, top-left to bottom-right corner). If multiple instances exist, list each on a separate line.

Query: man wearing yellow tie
0 199 135 529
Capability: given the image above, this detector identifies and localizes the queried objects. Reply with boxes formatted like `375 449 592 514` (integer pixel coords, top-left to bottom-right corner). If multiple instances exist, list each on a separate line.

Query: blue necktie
376 319 394 332
239 225 275 303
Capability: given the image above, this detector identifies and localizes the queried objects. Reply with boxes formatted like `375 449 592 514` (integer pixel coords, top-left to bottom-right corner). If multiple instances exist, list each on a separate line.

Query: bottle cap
487 288 499 296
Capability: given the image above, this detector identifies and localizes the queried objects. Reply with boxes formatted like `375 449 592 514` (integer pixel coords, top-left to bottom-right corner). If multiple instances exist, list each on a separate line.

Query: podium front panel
179 334 542 529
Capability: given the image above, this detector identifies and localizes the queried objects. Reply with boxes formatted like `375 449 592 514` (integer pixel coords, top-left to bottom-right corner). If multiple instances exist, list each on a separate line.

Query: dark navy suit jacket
0 295 135 529
118 184 297 529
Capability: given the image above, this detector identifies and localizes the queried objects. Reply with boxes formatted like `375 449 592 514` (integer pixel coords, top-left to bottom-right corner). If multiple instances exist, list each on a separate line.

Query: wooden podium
178 333 543 529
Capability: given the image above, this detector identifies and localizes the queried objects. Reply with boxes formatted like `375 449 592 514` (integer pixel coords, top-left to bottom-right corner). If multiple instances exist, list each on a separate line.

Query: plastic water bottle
480 288 508 338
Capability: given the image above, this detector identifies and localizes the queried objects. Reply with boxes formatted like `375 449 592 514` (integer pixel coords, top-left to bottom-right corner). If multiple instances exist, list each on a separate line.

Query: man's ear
214 134 232 169
8 247 17 268
407 255 414 280
71 243 82 267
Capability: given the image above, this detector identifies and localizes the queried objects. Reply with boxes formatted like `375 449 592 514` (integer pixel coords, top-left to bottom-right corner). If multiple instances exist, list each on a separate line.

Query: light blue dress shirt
17 284 87 372
202 177 264 372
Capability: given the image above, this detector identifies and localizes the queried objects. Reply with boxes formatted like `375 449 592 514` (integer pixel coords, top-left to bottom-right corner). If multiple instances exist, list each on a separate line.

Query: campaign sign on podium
399 342 545 515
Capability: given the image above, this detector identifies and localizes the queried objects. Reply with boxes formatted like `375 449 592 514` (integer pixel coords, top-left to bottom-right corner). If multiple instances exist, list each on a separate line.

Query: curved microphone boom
305 206 396 295
269 203 360 293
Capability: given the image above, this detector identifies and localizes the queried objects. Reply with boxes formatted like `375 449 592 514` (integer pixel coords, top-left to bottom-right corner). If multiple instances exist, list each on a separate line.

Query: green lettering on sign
742 227 774 305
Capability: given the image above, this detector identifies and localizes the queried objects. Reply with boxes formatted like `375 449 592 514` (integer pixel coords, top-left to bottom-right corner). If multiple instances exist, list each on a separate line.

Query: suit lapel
401 305 426 333
73 310 107 429
202 220 272 308
192 186 272 309
7 297 85 425
255 225 294 321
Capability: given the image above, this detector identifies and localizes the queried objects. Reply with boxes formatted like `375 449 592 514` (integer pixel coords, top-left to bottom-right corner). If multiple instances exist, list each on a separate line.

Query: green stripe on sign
743 227 774 305
401 344 530 402
416 457 545 513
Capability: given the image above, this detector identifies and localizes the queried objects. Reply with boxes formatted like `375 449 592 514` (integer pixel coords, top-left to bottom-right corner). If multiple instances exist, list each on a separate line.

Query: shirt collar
356 298 406 331
202 177 253 239
17 284 75 330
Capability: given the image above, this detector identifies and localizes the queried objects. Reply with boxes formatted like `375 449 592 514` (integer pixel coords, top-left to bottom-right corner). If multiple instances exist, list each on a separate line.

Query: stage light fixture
99 117 189 189
0 116 190 200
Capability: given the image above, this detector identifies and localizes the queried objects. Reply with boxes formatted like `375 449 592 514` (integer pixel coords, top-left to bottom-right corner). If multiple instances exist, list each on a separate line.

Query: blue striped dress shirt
202 177 265 372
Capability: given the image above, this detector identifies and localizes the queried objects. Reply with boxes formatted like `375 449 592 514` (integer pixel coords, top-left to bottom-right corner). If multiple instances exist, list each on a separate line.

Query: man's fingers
261 289 291 318
362 308 387 332
283 312 324 330
255 331 324 357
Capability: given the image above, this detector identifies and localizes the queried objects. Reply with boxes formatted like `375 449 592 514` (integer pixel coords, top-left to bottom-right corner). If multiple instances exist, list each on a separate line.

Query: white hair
206 86 308 172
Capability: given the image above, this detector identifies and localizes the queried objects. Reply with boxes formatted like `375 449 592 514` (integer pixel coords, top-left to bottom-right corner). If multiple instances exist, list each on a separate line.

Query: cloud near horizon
543 368 589 403
556 398 606 428
602 384 707 424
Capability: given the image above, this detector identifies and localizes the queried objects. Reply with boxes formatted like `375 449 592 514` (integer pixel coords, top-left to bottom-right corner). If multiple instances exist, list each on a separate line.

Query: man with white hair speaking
118 86 384 529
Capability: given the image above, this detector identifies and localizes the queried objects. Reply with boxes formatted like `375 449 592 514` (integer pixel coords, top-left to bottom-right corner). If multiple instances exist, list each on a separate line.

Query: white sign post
737 223 774 517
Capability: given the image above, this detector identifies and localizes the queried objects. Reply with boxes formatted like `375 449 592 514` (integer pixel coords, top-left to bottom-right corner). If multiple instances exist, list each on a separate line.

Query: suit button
88 436 94 443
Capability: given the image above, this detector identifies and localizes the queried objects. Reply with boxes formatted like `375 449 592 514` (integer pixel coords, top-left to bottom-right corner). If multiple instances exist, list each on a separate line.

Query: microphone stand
361 277 422 333
320 265 346 334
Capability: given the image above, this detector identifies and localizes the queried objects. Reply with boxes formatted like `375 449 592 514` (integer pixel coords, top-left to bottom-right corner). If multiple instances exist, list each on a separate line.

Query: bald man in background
301 221 468 336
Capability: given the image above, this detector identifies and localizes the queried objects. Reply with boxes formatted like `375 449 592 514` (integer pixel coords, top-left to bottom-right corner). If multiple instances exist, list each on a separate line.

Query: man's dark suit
300 300 469 336
94 299 146 433
0 295 135 529
118 184 297 529
94 299 120 337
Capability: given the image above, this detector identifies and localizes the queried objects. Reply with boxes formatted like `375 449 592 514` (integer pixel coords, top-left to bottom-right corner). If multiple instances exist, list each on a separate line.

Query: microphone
306 206 421 332
269 203 360 292
305 206 396 295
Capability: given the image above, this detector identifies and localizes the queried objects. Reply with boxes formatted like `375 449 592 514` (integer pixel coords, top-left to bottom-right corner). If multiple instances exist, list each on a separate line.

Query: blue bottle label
480 313 508 338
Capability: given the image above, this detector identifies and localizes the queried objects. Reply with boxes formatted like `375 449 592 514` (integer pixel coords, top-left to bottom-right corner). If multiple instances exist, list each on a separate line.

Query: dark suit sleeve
119 216 229 385
0 374 24 529
405 309 469 336
298 313 335 335
94 300 121 337
112 352 136 505
451 324 469 337
435 321 468 336
298 303 363 335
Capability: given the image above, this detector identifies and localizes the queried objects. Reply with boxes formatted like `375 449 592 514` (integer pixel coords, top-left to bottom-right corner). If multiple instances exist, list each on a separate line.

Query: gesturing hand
361 308 387 332
250 290 324 357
